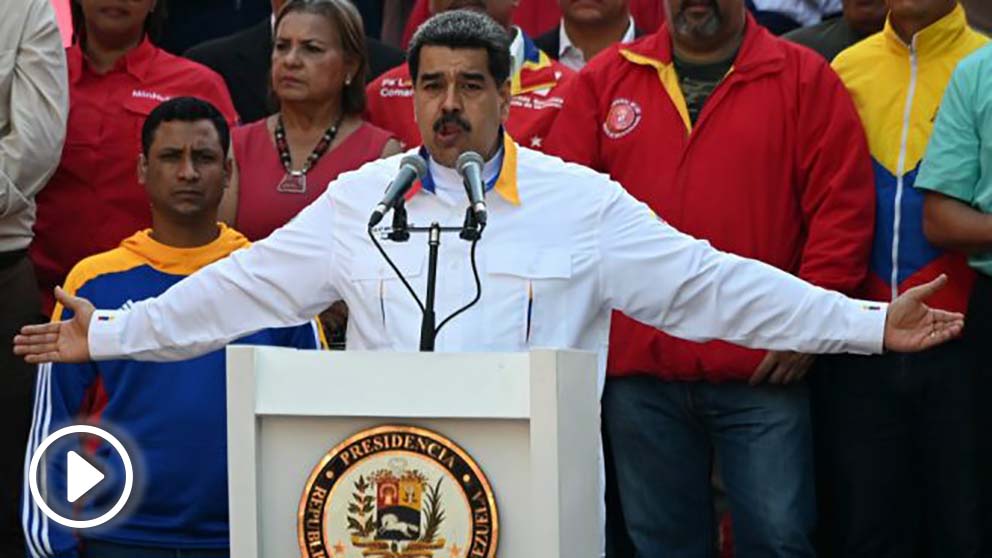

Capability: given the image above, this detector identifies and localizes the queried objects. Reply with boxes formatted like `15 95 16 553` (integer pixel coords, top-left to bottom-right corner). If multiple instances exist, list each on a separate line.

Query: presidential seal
298 426 498 558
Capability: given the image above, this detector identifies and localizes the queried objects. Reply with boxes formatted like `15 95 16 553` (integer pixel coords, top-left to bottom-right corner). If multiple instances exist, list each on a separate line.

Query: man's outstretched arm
597 182 963 355
15 194 342 363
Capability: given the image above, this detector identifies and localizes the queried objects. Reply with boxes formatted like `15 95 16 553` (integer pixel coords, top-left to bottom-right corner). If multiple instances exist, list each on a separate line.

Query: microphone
369 155 428 228
456 151 487 226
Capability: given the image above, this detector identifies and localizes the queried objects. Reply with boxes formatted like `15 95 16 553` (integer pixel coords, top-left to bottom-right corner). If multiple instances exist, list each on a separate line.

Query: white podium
225 347 601 558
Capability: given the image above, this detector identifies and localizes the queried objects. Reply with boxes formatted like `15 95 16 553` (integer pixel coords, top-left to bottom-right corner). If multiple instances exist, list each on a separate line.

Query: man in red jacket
546 0 875 555
365 0 573 151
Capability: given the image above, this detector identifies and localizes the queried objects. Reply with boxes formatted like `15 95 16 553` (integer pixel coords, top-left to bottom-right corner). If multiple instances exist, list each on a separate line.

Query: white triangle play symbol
67 451 105 504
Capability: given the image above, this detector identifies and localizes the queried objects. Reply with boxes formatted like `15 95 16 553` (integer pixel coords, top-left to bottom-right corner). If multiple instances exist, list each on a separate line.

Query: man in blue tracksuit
21 97 322 558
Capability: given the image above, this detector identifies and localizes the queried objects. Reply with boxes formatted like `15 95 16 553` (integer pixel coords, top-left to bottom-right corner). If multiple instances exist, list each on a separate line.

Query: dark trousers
966 274 992 556
812 339 982 557
0 252 41 557
83 539 229 558
603 376 815 558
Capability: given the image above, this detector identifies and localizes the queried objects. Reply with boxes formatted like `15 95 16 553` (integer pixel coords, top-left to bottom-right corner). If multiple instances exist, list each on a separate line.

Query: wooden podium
225 347 601 558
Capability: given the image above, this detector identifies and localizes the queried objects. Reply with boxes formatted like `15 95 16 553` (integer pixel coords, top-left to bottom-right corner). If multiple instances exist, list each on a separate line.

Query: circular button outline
29 425 134 529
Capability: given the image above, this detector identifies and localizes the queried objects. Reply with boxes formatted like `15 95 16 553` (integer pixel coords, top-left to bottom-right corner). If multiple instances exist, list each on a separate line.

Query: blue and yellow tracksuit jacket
833 5 988 312
22 225 323 557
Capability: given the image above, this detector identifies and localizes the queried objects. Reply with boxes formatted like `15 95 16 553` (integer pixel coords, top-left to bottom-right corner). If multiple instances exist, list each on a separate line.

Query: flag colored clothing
29 38 239 315
916 44 992 278
22 225 320 557
545 16 875 382
365 29 572 151
832 5 988 311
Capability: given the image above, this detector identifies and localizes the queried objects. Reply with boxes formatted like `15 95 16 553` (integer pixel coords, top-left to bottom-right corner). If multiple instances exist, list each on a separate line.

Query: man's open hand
884 275 965 352
13 287 94 364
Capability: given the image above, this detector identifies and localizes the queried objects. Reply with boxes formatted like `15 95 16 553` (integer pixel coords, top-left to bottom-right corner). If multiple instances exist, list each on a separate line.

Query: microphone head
399 154 428 179
456 151 484 174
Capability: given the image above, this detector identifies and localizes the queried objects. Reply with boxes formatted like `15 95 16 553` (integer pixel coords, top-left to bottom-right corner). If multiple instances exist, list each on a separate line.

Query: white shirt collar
558 16 636 71
508 26 525 78
426 146 503 204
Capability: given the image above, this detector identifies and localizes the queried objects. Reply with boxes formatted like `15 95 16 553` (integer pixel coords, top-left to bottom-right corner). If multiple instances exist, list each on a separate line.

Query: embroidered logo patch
603 98 642 139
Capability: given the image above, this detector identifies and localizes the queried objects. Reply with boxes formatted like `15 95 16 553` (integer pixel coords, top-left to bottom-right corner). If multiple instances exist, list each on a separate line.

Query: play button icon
66 451 106 503
29 425 134 529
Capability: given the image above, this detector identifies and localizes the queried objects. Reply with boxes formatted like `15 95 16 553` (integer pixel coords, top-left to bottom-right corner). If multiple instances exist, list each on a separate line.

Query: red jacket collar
622 13 785 77
68 36 158 85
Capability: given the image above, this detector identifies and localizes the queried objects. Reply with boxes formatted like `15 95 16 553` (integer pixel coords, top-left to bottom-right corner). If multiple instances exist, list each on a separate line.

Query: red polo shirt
30 38 238 314
546 18 875 383
365 31 573 151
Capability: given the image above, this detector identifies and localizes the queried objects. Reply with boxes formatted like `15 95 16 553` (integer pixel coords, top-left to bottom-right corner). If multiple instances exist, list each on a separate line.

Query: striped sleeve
21 272 100 557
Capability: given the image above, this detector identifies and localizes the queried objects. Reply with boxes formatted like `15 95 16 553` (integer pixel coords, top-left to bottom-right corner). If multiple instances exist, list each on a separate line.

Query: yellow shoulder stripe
52 248 147 322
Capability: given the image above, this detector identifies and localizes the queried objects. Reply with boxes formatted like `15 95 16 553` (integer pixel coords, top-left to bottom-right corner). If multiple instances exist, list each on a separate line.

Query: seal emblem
298 426 498 558
603 98 642 139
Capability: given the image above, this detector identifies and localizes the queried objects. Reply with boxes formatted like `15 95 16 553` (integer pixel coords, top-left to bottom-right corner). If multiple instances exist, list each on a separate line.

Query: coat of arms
298 426 498 558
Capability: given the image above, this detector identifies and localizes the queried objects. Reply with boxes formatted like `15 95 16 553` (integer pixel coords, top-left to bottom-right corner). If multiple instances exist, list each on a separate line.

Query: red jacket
365 31 572 151
546 17 875 383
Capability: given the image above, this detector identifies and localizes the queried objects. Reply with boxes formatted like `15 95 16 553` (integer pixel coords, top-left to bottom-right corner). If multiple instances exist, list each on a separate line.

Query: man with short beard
547 0 875 555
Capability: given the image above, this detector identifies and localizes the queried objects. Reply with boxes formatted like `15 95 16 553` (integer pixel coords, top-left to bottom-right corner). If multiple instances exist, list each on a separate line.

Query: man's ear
137 154 148 185
498 78 512 122
223 149 234 189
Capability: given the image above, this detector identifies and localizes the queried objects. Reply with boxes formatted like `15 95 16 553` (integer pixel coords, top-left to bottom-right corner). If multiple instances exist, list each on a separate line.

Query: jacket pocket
347 250 426 346
483 246 573 347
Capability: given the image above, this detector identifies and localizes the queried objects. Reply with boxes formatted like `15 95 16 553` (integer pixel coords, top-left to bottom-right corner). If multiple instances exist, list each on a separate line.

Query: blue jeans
82 539 229 558
602 376 815 558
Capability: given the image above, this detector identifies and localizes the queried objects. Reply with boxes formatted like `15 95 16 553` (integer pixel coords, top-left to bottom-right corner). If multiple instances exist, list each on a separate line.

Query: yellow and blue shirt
22 225 321 556
833 5 988 311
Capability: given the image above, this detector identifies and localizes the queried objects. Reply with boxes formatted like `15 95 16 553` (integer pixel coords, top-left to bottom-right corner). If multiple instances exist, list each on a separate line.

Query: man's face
78 0 155 39
885 0 955 22
664 0 744 49
428 0 517 28
843 0 887 34
413 45 510 168
138 120 229 222
559 0 629 26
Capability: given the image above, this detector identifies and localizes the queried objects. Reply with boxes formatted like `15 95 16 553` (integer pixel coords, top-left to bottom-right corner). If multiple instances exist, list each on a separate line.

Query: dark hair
71 0 167 45
274 0 369 115
141 97 230 156
407 10 512 85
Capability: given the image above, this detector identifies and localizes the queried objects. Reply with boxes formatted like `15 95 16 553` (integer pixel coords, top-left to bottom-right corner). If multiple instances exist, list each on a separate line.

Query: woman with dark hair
30 0 239 315
223 0 400 242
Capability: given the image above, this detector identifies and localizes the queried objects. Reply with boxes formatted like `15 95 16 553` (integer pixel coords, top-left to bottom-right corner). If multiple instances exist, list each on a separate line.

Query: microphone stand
384 199 482 351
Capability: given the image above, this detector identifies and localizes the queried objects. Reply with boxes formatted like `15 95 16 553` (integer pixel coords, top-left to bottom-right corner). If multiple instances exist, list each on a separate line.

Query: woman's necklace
274 112 345 194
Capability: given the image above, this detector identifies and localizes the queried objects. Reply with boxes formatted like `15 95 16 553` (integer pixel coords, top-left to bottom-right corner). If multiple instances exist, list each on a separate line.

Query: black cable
367 226 425 313
435 231 483 337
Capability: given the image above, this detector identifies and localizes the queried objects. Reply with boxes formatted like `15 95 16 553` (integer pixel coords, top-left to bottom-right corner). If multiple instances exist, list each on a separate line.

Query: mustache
678 0 721 15
433 112 472 133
